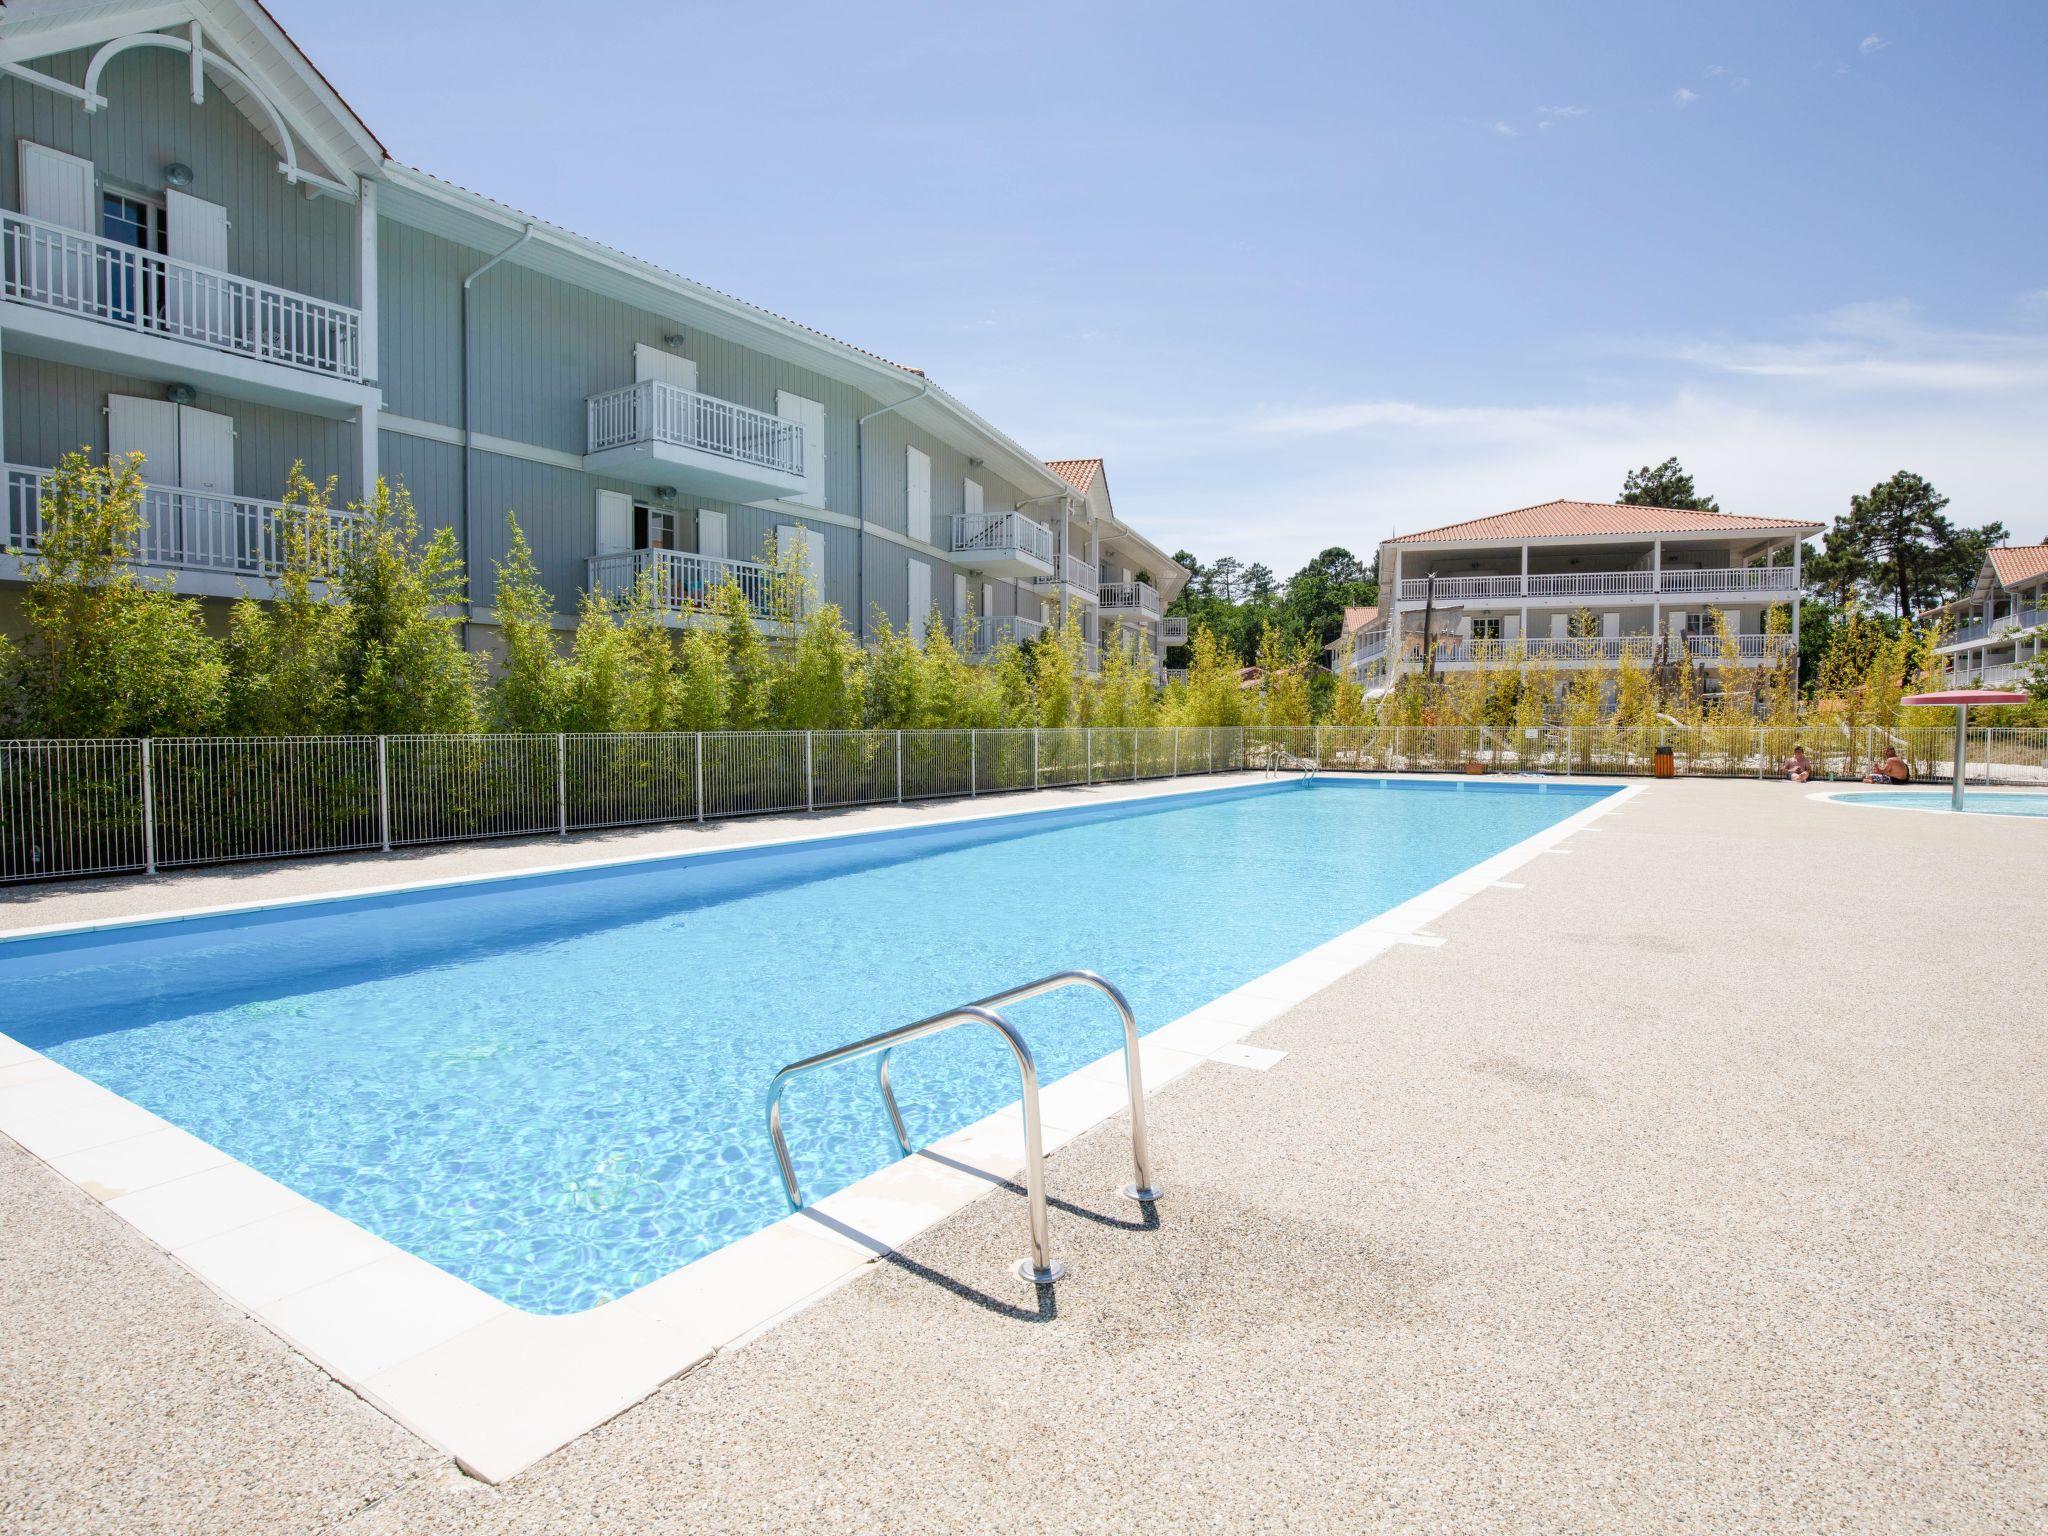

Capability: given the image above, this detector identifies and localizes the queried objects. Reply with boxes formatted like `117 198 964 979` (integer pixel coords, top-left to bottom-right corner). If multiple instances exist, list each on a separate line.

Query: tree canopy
1806 470 2006 618
1619 457 1719 512
1166 545 1378 663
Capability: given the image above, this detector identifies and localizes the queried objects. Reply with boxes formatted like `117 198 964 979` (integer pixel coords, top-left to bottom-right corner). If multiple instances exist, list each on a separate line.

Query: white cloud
1673 87 1699 105
1538 104 1589 121
1653 300 2048 392
1859 34 1888 54
1704 64 1726 78
1492 120 1520 137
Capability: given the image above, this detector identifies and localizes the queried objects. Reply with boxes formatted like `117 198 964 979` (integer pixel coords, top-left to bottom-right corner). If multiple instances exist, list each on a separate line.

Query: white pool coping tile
0 771 1642 1483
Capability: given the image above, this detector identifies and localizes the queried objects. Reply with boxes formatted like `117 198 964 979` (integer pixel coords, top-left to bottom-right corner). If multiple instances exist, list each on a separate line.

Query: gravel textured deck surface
3 779 2042 1533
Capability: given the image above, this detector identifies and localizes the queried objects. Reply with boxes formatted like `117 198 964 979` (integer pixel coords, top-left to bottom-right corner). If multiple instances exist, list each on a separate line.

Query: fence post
1564 726 1573 776
1314 724 1322 769
1085 726 1093 786
694 732 705 823
895 730 903 804
1033 728 1040 790
1756 726 1764 780
139 737 157 876
1132 727 1140 782
805 731 814 813
376 735 391 852
556 733 568 836
970 730 977 797
1172 726 1180 778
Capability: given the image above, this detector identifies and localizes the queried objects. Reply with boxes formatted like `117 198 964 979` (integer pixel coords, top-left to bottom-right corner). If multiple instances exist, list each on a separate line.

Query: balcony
1161 616 1188 645
584 381 809 503
1033 552 1097 602
956 612 1045 658
1394 566 1800 603
586 547 776 622
949 510 1053 579
1098 580 1162 620
1 210 366 413
3 461 358 596
1418 633 1797 667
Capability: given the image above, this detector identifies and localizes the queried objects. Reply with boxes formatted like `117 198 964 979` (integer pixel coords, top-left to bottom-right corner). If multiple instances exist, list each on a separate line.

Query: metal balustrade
1036 552 1098 597
1396 566 1799 602
950 510 1054 565
955 613 1046 656
585 380 805 475
5 462 359 581
2 209 362 380
1160 616 1189 645
1097 580 1162 618
585 547 778 618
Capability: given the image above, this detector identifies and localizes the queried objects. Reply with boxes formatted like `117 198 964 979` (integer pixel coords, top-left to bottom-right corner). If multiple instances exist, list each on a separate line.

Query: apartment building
0 0 1176 663
1042 457 1187 676
1924 543 2048 690
1347 500 1823 691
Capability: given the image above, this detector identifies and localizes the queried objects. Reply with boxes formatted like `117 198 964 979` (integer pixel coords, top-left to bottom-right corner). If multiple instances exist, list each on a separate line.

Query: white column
356 177 379 384
359 406 378 497
1651 537 1663 639
1390 547 1404 675
1790 537 1802 681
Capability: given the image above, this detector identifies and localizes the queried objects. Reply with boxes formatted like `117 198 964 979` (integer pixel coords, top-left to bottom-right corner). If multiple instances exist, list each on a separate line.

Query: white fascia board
374 166 1077 502
1388 524 1823 554
196 0 387 173
0 4 195 65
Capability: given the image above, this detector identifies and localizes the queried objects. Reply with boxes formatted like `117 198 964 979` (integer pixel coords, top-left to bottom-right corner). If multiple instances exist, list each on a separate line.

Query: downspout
459 222 534 647
855 376 931 643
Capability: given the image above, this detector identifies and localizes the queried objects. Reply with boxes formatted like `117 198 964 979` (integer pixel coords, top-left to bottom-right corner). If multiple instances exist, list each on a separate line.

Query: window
1470 617 1502 641
634 505 677 550
101 191 165 253
1684 612 1713 637
100 192 164 324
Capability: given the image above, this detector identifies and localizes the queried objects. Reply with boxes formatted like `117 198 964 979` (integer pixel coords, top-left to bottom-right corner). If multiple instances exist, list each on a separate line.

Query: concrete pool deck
2 777 2042 1532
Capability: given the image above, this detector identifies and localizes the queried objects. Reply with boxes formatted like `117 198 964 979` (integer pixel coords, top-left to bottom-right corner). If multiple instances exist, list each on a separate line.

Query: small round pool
1830 790 2048 818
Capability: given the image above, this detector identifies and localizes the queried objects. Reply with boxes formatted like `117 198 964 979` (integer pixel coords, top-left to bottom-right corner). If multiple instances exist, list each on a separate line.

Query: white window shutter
906 445 931 544
595 488 633 555
1601 612 1620 639
1550 612 1568 640
952 572 968 621
107 396 179 480
963 478 984 520
175 406 235 493
776 391 825 508
634 344 696 392
907 557 931 635
1669 610 1687 636
696 508 726 560
19 142 93 232
165 189 229 269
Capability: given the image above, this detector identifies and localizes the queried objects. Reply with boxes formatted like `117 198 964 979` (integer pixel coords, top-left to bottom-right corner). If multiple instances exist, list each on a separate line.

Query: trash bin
1653 745 1676 779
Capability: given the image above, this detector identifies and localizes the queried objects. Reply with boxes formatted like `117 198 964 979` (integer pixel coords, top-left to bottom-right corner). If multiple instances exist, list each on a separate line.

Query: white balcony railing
1161 616 1188 645
1 210 362 381
1097 580 1162 618
586 380 805 477
956 613 1046 657
1036 552 1097 598
4 462 358 580
1396 566 1800 602
1345 624 1390 668
1526 570 1656 597
586 547 776 619
1415 633 1798 666
1657 566 1800 595
951 510 1053 564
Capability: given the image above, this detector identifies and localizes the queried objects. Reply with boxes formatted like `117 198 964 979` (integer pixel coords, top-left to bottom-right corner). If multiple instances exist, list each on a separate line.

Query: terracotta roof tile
1386 499 1823 544
1988 543 2048 586
1044 458 1103 494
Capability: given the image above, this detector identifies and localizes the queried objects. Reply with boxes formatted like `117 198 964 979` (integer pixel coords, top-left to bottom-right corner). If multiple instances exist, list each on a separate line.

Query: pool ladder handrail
1266 743 1318 780
763 969 1160 1287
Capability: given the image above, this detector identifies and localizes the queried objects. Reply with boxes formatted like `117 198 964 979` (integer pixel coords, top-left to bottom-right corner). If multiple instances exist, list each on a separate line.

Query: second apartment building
0 0 1182 663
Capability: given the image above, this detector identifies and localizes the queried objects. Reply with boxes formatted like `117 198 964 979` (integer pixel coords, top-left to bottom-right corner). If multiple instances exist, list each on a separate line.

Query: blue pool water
2 777 1610 1314
1834 790 2048 817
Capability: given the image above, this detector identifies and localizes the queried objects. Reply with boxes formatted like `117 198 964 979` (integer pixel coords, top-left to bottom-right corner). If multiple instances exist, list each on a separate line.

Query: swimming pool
2 777 1613 1315
1830 790 2048 818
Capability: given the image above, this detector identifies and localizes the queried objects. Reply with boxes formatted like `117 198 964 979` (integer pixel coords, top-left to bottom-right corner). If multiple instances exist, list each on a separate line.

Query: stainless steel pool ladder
763 970 1161 1287
1266 744 1319 780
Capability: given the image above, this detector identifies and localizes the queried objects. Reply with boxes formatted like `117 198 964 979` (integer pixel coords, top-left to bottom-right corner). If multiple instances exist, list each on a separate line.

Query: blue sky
273 0 2048 572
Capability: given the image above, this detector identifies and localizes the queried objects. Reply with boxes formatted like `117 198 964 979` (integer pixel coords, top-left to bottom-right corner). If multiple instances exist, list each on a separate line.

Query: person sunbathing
1863 752 1911 785
1785 746 1813 783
